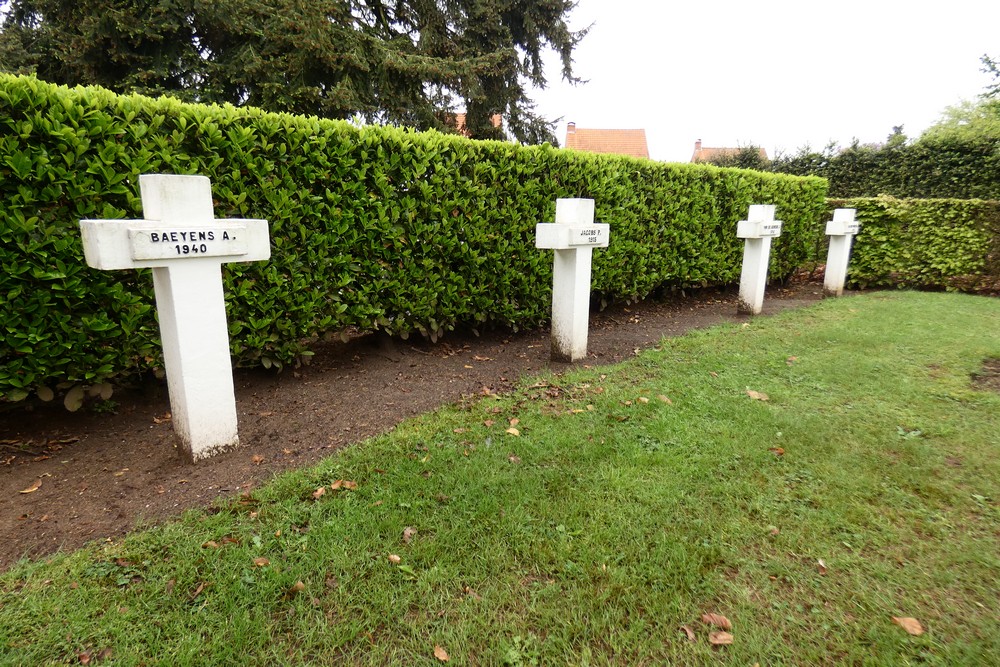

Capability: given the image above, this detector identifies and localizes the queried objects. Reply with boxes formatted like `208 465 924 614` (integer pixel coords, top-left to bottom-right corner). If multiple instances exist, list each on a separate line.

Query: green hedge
834 196 1000 292
0 75 828 401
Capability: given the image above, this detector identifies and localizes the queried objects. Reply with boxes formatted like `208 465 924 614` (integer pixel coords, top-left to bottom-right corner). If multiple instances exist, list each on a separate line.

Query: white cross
736 204 783 315
535 199 610 361
823 208 860 297
80 174 270 461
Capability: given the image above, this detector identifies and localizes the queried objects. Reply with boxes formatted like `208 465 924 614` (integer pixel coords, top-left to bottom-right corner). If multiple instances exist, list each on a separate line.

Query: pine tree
0 0 587 144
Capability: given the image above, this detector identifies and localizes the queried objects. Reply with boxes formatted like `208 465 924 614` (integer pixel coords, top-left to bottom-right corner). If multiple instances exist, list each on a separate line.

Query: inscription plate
737 220 783 239
130 225 249 260
569 226 608 246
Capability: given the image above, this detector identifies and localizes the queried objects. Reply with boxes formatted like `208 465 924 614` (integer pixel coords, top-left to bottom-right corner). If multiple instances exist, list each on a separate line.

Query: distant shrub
834 196 1000 293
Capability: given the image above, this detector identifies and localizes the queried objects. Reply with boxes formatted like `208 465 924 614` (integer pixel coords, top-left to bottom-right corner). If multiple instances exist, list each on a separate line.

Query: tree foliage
0 0 587 143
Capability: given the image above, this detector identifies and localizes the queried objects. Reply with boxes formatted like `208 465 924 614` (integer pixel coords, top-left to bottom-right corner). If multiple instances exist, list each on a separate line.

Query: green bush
833 196 1000 292
771 136 1000 200
0 75 828 401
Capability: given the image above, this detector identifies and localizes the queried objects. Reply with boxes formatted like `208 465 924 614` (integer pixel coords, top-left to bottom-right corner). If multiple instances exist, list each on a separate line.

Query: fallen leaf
190 582 206 600
701 613 733 630
508 454 522 464
202 541 220 549
769 447 785 456
768 525 780 536
19 479 42 494
253 557 270 567
680 625 696 642
483 419 495 427
152 412 171 424
402 526 417 544
637 396 650 404
709 631 734 646
473 355 491 361
96 648 113 662
817 558 827 575
285 581 306 597
786 356 798 365
509 418 520 426
388 554 402 564
464 365 473 369
434 645 450 662
64 385 85 412
463 585 482 600
251 455 265 465
892 616 924 636
312 486 326 499
452 428 467 434
710 371 719 378
505 427 520 437
78 650 92 665
658 395 673 404
746 390 769 401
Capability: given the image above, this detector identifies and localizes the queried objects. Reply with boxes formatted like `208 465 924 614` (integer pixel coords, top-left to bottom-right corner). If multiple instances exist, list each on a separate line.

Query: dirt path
1 282 828 570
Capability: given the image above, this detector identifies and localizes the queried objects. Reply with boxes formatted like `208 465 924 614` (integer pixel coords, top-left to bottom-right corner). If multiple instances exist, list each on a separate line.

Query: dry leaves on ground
433 645 450 662
680 625 696 641
746 389 769 401
19 479 41 494
402 527 417 544
892 616 924 636
701 613 733 630
709 631 734 646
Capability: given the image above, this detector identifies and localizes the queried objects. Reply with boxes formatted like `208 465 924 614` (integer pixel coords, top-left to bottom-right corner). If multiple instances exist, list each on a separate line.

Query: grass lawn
2 291 998 666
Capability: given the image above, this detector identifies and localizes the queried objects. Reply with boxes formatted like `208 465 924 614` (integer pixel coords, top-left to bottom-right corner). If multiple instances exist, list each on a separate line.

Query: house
690 139 768 163
564 122 649 159
443 112 503 137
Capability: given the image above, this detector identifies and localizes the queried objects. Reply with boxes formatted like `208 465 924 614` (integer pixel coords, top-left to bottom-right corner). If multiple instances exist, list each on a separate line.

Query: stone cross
823 208 861 297
736 204 783 315
535 198 610 362
80 174 270 462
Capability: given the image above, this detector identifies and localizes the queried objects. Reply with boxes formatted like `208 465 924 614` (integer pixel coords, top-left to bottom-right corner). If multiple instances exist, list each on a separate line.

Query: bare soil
1 282 830 570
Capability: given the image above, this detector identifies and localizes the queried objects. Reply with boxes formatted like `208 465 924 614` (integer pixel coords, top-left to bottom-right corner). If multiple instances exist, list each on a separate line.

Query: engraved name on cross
79 174 270 462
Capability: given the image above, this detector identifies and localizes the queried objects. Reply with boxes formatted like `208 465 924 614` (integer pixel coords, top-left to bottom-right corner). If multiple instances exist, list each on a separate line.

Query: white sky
529 0 1000 162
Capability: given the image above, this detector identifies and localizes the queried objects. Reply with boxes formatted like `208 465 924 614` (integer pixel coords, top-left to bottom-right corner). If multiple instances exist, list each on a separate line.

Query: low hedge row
836 197 1000 292
1 74 828 401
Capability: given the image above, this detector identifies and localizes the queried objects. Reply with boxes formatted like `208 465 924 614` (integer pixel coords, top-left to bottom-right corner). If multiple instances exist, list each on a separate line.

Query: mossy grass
2 291 998 665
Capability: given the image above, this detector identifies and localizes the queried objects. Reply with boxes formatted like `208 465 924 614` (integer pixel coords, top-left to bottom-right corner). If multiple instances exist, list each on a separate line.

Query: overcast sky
529 0 1000 162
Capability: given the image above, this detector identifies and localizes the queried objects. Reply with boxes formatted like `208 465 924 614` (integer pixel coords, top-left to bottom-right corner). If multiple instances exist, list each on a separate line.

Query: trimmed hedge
834 196 1000 293
0 74 828 401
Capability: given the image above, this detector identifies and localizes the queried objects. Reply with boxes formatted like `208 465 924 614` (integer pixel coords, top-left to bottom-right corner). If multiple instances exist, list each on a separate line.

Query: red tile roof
447 113 503 137
564 123 649 159
691 140 768 163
